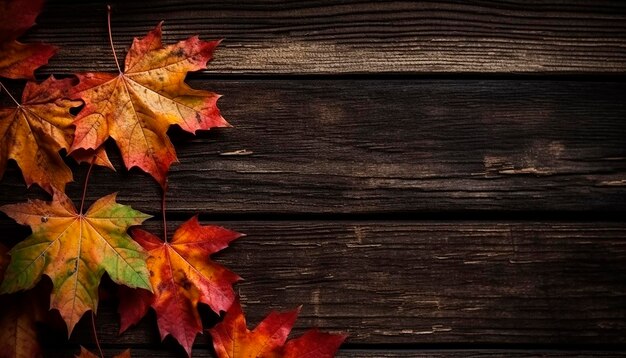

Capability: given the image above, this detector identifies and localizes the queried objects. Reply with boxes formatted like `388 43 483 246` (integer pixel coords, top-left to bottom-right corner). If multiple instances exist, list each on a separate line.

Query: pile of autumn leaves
0 1 346 357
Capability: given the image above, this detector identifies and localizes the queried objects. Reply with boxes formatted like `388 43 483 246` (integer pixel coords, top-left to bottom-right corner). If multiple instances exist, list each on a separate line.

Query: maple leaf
71 147 115 171
0 244 46 358
0 76 81 193
76 347 131 358
0 292 46 358
208 299 347 358
0 76 114 192
0 190 152 334
118 216 242 356
0 0 56 79
69 22 228 187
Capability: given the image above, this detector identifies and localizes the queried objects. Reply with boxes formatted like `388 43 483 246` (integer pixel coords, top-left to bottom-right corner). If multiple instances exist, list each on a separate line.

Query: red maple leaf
119 216 242 356
68 21 228 187
209 299 347 358
0 0 56 79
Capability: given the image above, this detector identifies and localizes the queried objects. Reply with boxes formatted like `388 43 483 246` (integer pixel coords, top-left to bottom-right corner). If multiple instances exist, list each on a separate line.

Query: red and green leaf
0 190 152 334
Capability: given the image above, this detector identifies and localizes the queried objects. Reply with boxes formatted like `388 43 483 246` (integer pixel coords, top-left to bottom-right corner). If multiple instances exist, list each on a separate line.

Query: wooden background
1 0 626 357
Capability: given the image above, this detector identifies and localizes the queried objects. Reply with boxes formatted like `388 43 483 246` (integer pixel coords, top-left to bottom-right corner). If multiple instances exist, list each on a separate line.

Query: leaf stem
162 180 168 243
106 5 122 74
0 81 20 107
79 157 96 215
91 311 104 358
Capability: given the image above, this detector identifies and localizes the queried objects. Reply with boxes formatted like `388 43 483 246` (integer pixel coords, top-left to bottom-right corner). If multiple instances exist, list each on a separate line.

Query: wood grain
3 1 625 355
2 79 624 215
22 0 626 75
12 220 623 347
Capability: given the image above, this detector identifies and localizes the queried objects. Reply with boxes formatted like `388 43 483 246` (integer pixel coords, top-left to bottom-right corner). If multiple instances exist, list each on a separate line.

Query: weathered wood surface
23 0 626 75
45 349 626 358
6 220 621 347
2 0 626 356
2 79 625 215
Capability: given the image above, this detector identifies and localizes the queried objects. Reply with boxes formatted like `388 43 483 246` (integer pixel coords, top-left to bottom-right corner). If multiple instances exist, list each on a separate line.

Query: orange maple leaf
0 0 56 79
0 76 113 193
0 244 46 358
76 347 130 358
0 292 46 358
119 216 242 356
69 21 228 187
208 299 347 358
0 77 79 193
71 146 115 171
0 190 152 334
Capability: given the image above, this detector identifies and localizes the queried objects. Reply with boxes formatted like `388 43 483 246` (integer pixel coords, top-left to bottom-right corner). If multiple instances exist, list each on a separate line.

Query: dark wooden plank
11 220 624 346
44 348 626 358
2 79 625 215
22 0 626 75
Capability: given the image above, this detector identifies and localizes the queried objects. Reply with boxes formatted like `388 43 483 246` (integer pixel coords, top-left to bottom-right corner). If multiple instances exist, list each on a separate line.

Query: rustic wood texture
1 0 625 356
22 0 626 75
2 79 625 215
5 220 622 348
